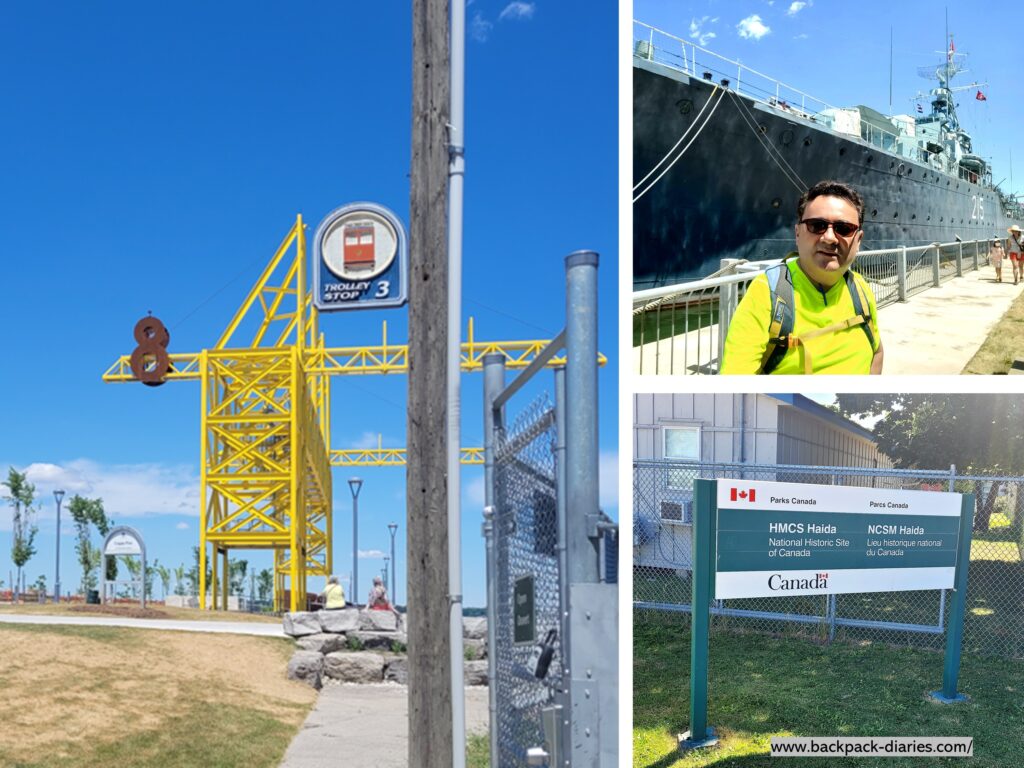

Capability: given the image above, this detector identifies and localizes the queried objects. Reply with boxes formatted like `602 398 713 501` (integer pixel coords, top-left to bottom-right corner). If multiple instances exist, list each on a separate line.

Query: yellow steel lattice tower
199 216 331 612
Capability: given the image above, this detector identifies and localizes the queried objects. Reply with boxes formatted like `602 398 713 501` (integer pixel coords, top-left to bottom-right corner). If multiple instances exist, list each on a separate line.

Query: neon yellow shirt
720 259 880 375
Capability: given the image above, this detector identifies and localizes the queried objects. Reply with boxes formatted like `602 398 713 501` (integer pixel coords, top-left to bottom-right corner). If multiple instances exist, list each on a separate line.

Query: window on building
663 425 700 497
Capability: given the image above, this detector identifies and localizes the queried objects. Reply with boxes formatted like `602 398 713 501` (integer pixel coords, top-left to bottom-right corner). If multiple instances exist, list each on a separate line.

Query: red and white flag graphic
729 487 756 502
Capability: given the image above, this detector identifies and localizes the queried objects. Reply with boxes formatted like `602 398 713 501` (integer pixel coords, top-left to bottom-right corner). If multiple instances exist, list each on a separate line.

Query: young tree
3 468 38 602
173 564 187 596
67 495 112 593
154 562 171 600
229 558 248 596
257 568 273 603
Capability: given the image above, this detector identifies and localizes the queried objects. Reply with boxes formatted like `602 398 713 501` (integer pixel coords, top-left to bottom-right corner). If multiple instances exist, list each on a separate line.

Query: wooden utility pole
408 0 452 766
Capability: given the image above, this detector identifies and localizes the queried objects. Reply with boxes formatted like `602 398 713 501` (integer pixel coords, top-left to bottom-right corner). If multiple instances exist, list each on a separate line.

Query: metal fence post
554 365 572 764
932 244 941 287
973 240 980 272
482 353 505 768
898 246 907 301
565 250 600 584
956 242 963 277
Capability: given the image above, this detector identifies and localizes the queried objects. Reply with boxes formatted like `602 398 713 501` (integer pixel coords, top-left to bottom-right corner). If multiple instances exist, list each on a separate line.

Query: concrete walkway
878 264 1024 374
0 612 285 637
279 684 490 768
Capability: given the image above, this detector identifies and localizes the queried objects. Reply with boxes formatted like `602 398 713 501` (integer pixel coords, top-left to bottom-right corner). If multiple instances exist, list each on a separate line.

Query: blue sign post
682 479 975 751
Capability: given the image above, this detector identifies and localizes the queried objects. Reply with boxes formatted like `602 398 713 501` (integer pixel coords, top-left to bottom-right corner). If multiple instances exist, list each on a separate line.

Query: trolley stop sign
715 480 962 599
312 202 408 312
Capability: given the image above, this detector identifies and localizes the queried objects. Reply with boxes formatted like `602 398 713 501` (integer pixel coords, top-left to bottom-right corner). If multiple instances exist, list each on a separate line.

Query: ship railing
633 238 993 375
633 20 959 182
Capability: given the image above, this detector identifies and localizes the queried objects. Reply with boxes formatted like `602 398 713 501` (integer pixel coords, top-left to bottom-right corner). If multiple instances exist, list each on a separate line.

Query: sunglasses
800 218 860 237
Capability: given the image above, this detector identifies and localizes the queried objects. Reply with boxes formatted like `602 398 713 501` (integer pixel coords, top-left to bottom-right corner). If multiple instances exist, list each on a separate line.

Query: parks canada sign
714 480 962 599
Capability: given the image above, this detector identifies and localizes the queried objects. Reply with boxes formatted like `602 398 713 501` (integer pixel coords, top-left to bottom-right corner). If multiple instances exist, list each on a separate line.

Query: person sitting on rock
319 575 346 610
367 575 401 623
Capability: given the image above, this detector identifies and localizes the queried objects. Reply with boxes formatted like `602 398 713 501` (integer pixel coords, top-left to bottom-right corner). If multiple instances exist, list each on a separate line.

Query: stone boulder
360 610 398 632
350 630 406 651
323 651 385 683
463 617 487 639
464 660 488 686
287 651 324 689
385 657 408 685
318 608 361 634
295 633 347 654
283 612 322 637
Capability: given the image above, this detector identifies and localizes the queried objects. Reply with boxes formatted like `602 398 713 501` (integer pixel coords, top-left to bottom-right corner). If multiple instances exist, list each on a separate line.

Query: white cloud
689 16 718 47
787 2 807 16
470 11 493 42
359 549 387 560
350 431 389 450
737 15 771 40
794 33 809 39
464 475 486 508
499 2 535 22
12 460 199 523
175 522 189 530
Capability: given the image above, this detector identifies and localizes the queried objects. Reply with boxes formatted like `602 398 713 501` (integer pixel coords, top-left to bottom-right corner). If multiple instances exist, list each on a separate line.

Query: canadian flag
976 90 987 101
730 487 756 502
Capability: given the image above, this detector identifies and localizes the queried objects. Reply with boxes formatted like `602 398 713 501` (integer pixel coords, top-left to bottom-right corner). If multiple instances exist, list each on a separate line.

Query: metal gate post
956 242 963 277
932 245 941 287
482 353 505 768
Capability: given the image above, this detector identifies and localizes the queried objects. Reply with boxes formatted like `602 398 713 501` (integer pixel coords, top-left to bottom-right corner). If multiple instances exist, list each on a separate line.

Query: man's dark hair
797 180 865 223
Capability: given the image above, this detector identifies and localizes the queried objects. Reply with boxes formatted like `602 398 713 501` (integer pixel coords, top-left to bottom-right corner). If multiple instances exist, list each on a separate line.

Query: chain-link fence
493 395 563 766
634 460 1024 660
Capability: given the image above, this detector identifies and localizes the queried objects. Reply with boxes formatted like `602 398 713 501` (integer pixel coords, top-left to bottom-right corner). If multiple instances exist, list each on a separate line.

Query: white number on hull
971 195 986 221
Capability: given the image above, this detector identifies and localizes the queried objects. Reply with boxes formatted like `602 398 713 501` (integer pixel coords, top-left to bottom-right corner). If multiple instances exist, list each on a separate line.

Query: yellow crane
103 215 591 612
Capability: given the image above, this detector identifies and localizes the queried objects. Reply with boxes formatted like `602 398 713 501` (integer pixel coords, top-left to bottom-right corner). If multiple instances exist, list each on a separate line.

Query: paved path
279 684 490 768
0 613 285 637
878 264 1024 374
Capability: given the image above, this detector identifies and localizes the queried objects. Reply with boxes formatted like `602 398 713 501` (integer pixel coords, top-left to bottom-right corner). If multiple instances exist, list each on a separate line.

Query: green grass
634 618 1024 767
633 302 717 346
0 622 150 648
467 734 490 768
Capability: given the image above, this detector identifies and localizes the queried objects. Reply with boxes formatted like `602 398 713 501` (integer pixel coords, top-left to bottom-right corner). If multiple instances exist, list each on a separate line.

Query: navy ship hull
634 58 1015 289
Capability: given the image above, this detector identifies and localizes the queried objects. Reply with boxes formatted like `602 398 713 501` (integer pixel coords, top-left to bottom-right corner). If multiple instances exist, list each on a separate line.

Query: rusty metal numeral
129 316 171 386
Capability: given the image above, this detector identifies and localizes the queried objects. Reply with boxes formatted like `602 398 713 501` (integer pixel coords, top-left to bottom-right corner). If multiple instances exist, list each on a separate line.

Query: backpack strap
758 260 795 374
844 270 876 351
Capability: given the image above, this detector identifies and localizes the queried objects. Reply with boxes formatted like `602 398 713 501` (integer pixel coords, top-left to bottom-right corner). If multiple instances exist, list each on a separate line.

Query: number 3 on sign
375 281 390 299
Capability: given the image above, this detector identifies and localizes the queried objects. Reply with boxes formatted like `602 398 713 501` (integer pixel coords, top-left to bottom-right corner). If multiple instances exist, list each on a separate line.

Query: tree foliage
3 468 38 599
836 394 1024 530
67 495 112 593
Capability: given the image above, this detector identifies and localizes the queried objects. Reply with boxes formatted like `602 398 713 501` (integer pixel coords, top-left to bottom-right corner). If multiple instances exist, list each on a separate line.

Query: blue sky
0 2 617 608
633 0 1024 201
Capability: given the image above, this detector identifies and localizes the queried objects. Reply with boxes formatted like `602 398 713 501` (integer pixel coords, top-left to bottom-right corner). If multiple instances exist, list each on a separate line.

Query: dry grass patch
0 624 315 767
0 602 281 623
963 287 1024 374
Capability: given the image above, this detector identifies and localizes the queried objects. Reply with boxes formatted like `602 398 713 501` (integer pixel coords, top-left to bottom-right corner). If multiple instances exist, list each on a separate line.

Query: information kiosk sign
715 480 961 599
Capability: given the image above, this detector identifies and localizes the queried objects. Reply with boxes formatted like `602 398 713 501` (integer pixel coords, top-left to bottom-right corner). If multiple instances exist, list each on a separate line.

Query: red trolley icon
343 223 376 270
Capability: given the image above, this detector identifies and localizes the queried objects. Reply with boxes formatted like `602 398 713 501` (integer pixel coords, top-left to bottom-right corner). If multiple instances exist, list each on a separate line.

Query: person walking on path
1007 225 1023 285
990 238 1006 282
318 575 346 610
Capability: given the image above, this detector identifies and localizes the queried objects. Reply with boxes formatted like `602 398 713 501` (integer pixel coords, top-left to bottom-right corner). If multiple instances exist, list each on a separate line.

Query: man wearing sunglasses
721 180 883 374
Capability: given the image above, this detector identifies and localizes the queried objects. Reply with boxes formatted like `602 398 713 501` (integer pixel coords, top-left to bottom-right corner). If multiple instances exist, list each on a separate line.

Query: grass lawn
0 624 314 767
634 617 1024 767
962 285 1024 373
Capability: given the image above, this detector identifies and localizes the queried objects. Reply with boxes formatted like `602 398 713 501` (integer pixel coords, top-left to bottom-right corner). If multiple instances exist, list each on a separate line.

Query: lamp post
348 478 363 606
387 521 398 604
53 490 65 604
383 556 390 590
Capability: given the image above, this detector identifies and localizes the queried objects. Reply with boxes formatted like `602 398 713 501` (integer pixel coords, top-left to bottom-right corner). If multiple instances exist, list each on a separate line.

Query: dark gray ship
633 22 1023 289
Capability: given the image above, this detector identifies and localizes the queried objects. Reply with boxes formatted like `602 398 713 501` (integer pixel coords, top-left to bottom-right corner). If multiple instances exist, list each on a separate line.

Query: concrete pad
278 685 489 768
878 266 1024 375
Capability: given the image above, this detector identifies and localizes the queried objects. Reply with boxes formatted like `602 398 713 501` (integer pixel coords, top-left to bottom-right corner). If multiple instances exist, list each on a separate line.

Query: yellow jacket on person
720 259 880 375
324 583 346 609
